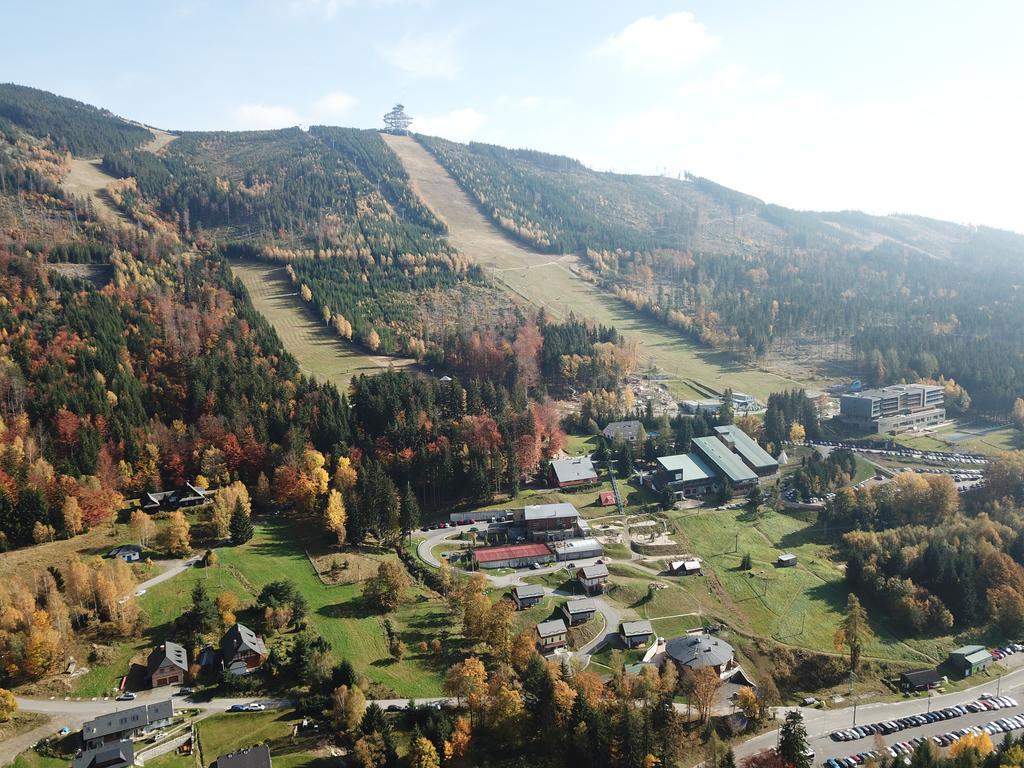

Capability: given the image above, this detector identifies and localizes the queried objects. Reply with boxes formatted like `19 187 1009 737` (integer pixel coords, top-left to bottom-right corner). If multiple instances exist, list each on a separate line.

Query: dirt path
382 134 811 399
230 260 415 389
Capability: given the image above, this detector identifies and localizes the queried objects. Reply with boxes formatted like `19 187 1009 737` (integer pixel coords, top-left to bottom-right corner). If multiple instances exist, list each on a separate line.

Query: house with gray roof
147 641 188 688
561 597 596 625
577 563 609 594
215 746 272 768
620 620 653 648
653 453 720 499
948 645 993 677
547 457 599 489
73 740 134 768
536 619 568 651
602 420 644 443
665 634 737 678
221 623 268 675
518 502 581 541
82 701 173 749
511 584 545 610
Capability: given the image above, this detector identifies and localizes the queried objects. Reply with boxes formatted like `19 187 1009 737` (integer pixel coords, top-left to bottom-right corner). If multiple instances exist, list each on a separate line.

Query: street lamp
849 672 858 726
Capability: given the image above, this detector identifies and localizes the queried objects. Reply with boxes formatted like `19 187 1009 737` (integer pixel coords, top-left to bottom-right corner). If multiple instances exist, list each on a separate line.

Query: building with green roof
692 436 758 489
714 425 779 477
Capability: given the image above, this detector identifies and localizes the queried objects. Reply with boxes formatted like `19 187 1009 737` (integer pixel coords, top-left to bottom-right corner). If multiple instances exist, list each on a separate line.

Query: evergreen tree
778 710 812 768
400 483 421 533
229 499 254 544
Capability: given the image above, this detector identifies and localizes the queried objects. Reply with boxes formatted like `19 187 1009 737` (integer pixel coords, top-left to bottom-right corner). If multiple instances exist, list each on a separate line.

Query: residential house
620 620 653 649
73 741 134 768
602 420 643 443
576 564 609 595
547 457 599 489
510 584 545 610
561 598 596 626
214 746 272 768
82 701 174 749
141 483 208 512
147 641 188 688
104 545 142 563
221 623 268 675
536 619 568 652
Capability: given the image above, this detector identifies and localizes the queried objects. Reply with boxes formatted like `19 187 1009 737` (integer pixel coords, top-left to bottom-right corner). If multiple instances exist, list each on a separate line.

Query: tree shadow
317 599 377 620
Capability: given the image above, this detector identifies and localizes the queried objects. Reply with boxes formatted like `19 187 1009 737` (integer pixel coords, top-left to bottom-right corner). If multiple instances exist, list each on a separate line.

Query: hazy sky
8 1 1023 231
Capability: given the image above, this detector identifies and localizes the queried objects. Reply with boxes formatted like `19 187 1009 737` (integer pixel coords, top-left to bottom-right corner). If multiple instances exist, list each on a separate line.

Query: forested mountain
0 83 152 156
419 135 1024 409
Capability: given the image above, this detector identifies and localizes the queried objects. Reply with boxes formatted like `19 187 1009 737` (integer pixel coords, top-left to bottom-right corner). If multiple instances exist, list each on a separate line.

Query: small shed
776 553 797 567
105 544 142 562
899 668 941 692
671 559 702 576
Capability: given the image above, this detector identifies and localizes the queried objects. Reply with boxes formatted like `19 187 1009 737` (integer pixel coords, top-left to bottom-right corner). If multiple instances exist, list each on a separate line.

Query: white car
246 702 266 711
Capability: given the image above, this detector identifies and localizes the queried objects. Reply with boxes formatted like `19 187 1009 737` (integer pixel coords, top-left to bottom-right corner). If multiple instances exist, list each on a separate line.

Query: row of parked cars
831 695 1019 742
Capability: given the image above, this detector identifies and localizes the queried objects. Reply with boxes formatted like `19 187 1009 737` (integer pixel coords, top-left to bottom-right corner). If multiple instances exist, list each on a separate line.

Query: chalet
620 620 653 648
141 483 208 512
561 597 597 626
547 457 599 489
511 584 545 610
221 623 268 675
899 668 941 692
147 641 188 688
536 619 568 652
105 544 142 563
670 559 702 576
776 553 797 567
82 701 174 749
73 740 134 768
602 420 643 443
576 563 609 595
472 543 554 570
214 746 272 768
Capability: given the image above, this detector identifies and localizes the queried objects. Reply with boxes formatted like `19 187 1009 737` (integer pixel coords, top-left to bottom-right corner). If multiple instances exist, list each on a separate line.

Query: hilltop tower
383 104 413 134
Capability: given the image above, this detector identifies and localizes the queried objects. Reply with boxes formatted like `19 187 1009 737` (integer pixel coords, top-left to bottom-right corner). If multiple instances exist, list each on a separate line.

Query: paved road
134 556 199 593
734 665 1024 764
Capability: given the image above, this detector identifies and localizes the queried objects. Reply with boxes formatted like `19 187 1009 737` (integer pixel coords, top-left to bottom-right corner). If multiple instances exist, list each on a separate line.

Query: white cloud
753 72 784 91
288 0 342 20
596 12 719 72
313 90 357 119
377 31 460 78
230 103 303 129
411 107 486 141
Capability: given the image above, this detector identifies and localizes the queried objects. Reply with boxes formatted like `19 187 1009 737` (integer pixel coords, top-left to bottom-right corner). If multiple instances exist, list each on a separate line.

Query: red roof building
472 543 555 569
599 491 616 506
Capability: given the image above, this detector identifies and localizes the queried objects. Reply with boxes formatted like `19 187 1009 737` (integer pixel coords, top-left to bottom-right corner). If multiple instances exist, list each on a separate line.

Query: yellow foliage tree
62 496 82 536
443 716 472 760
323 489 347 545
950 731 993 757
408 736 440 768
165 511 191 556
331 684 366 734
0 688 16 722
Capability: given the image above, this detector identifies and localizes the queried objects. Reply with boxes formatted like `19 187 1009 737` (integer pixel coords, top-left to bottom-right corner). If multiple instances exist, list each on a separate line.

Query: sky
6 1 1024 232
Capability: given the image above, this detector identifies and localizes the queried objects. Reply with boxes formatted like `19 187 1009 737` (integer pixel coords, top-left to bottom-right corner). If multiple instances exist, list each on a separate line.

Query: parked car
115 692 136 701
247 702 266 711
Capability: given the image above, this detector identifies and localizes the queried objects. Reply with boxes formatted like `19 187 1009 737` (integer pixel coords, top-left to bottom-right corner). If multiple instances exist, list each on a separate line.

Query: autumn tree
62 495 82 536
408 736 440 768
165 511 191 556
332 684 367 735
323 489 347 545
444 656 487 713
444 716 472 760
736 686 762 721
354 732 387 768
950 731 994 758
0 688 16 722
834 593 872 672
362 561 410 613
684 666 722 723
130 509 155 548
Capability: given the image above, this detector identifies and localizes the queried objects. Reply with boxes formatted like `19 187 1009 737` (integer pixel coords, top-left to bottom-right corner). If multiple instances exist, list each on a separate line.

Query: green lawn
959 425 1024 455
216 522 455 697
73 564 253 697
11 753 67 768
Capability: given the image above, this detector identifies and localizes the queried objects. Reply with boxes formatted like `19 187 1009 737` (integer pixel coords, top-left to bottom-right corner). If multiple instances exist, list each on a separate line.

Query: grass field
230 260 414 391
670 508 943 665
959 425 1024 455
383 134 822 401
215 522 454 697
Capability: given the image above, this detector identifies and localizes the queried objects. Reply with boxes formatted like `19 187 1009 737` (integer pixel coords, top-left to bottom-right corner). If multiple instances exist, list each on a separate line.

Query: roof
221 623 268 662
777 553 797 562
714 425 778 470
147 641 188 677
73 741 135 768
83 700 174 741
215 746 273 768
900 669 941 686
562 598 596 615
672 559 701 571
106 544 142 557
536 619 567 637
548 457 598 484
950 644 986 656
472 543 552 563
656 453 717 481
599 490 616 505
621 620 654 637
523 503 579 521
963 650 994 665
512 584 545 600
549 537 603 554
665 634 735 668
692 437 758 484
602 420 642 440
578 564 609 580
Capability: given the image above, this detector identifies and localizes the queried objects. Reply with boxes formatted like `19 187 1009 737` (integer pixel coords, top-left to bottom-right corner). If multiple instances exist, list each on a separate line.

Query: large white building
840 384 944 434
